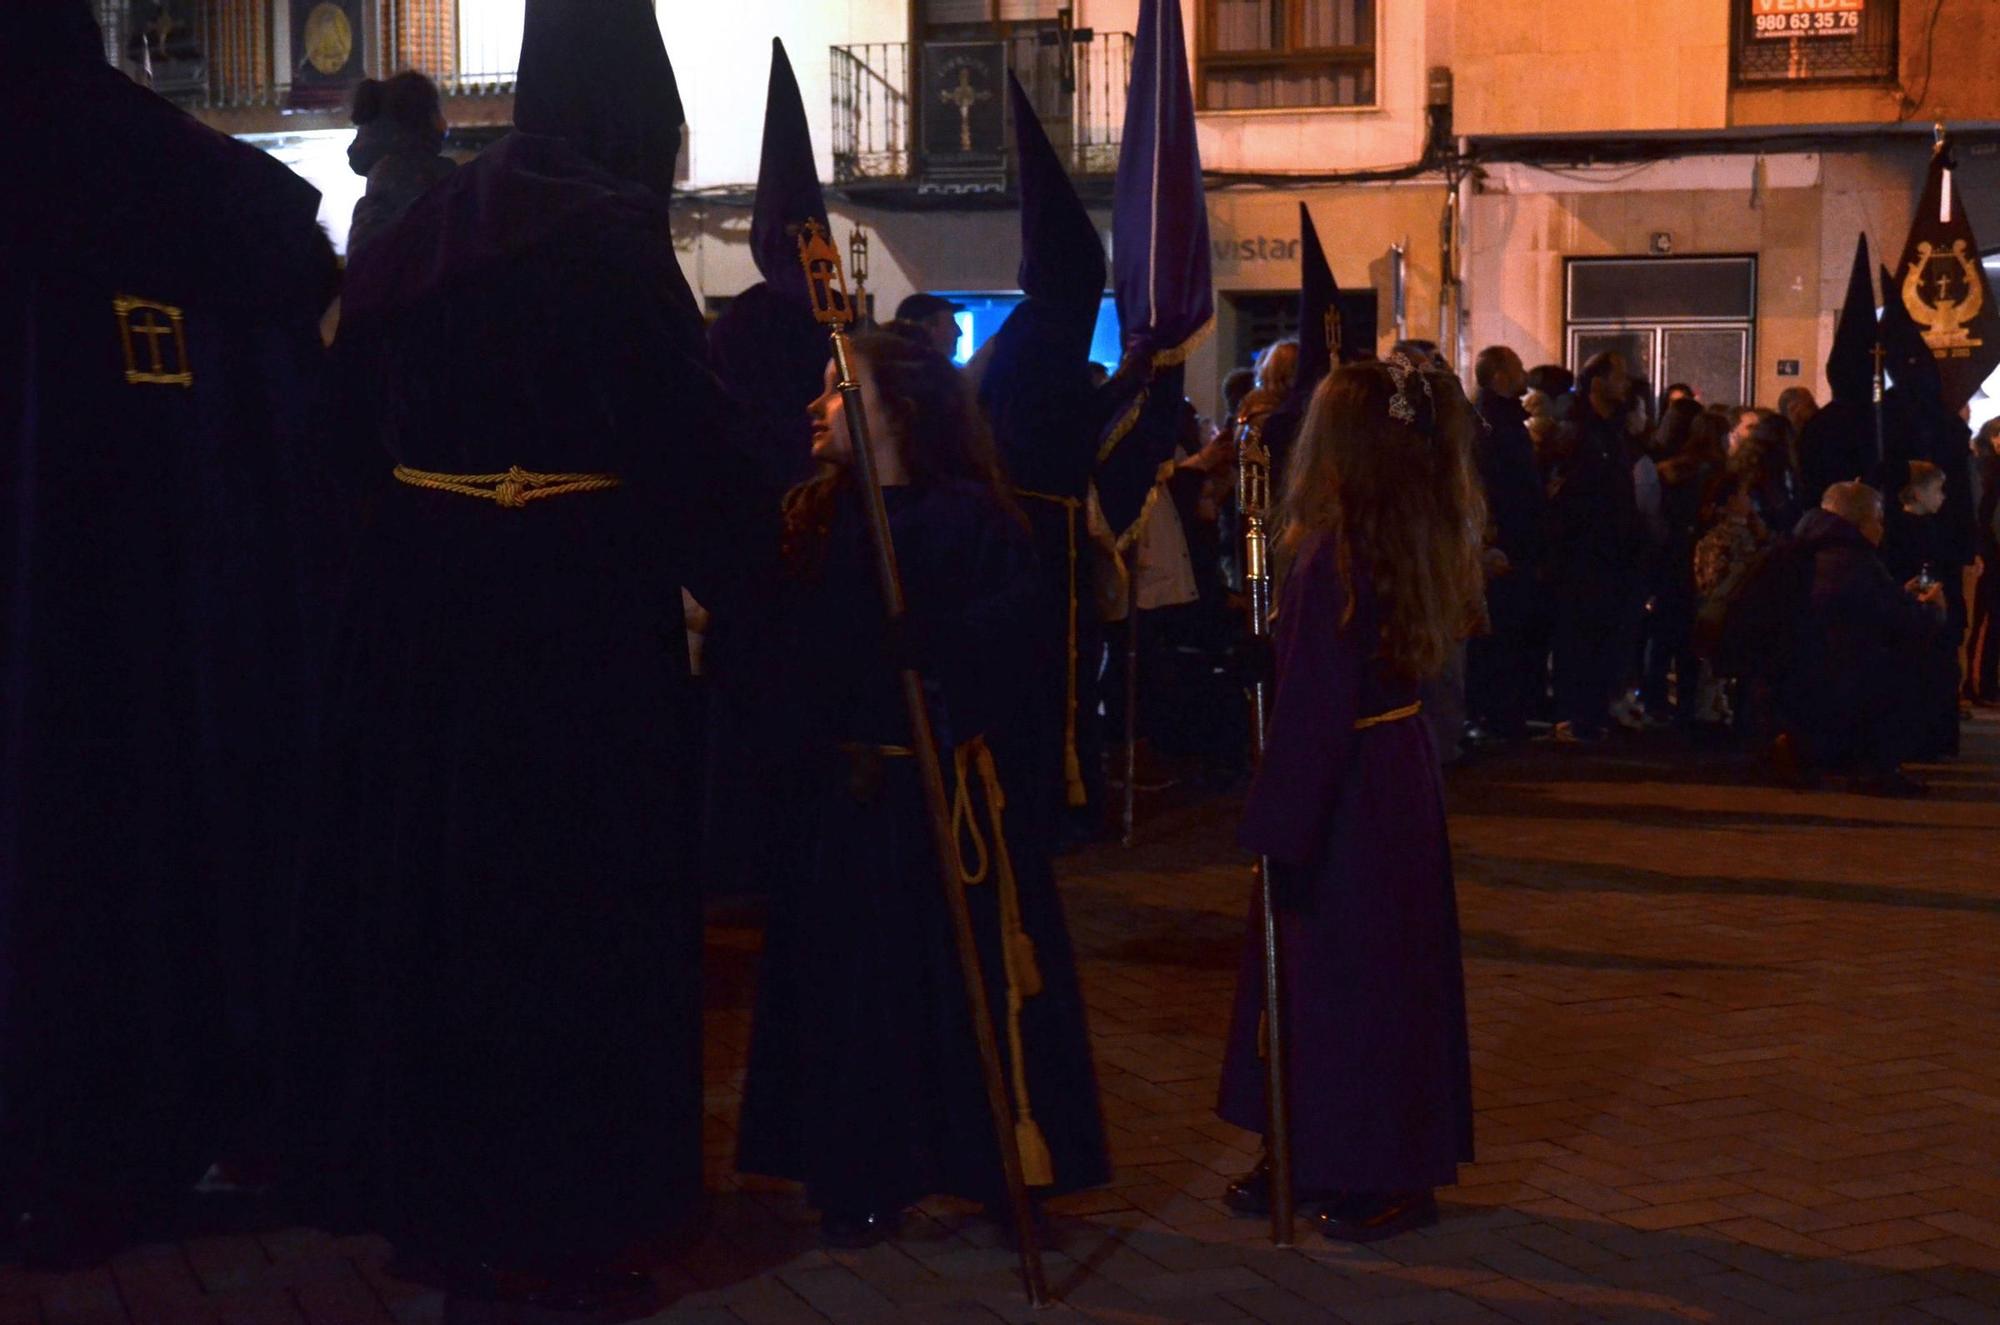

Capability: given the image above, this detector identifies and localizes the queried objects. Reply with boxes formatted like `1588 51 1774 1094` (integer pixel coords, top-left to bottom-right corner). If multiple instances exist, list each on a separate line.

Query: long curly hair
781 323 1017 577
1273 360 1488 682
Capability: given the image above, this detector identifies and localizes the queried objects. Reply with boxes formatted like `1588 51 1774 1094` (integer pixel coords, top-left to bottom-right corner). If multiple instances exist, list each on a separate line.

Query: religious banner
1895 138 2000 414
921 42 1007 174
1750 0 1865 41
124 0 206 96
1111 0 1213 368
288 0 365 109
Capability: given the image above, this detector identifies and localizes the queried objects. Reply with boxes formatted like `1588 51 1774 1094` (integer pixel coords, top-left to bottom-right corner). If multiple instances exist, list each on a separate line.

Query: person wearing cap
288 0 778 1303
896 291 965 358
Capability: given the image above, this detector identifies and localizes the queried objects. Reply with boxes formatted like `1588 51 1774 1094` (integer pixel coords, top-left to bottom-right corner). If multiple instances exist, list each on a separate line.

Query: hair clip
1384 352 1434 429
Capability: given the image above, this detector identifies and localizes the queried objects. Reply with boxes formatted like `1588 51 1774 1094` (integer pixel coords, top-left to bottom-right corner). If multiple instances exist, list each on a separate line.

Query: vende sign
1752 0 1865 39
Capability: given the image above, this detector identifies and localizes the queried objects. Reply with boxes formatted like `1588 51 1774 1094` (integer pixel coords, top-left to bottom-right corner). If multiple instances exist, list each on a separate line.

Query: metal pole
799 224 1049 1308
1234 397 1294 1247
1872 340 1887 465
1121 561 1138 848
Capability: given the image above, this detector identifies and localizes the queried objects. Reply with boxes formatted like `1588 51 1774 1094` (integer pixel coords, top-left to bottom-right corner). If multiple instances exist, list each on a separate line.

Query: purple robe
1217 537 1473 1194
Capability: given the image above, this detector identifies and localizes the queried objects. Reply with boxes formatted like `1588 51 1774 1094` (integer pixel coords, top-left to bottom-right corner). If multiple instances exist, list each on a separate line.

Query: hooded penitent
976 72 1109 499
1797 235 1881 501
970 73 1113 818
512 0 683 199
709 37 836 487
292 0 780 1271
4 0 339 1240
1262 202 1343 483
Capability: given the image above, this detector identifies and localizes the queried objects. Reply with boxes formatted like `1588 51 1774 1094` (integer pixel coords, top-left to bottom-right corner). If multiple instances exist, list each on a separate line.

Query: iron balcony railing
96 0 518 112
831 31 1132 187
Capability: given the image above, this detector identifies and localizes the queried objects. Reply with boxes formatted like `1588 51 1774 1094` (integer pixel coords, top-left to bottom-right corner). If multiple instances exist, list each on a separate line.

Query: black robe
737 480 1109 1214
289 132 778 1267
1 53 337 1217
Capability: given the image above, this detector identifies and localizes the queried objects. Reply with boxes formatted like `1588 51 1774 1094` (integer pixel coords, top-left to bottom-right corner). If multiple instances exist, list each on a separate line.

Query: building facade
142 0 2000 420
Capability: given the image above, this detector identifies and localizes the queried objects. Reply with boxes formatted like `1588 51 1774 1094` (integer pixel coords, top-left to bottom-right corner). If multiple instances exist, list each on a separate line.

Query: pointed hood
514 0 683 198
1009 72 1105 306
750 38 829 303
1294 203 1341 398
1826 234 1877 405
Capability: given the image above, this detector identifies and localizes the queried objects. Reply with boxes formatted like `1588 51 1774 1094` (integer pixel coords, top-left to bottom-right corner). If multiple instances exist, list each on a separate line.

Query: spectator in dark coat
1781 482 1947 794
1643 399 1715 715
1738 410 1805 536
346 72 455 258
1547 352 1640 742
1467 345 1547 740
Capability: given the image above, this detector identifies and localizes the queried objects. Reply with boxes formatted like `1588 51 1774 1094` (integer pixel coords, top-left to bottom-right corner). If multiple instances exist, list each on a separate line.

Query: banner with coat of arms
288 0 365 109
1896 139 2000 414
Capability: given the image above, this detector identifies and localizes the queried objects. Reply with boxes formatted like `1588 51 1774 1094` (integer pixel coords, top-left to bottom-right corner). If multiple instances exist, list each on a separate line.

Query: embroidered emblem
302 3 354 76
113 296 193 387
1902 239 1986 355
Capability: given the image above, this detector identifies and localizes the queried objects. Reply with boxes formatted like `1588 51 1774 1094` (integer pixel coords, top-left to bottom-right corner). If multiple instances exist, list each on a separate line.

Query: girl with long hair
736 326 1108 1248
1217 357 1484 1242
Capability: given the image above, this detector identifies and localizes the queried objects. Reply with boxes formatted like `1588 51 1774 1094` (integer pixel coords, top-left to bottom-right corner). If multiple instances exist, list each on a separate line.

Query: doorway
1565 256 1757 408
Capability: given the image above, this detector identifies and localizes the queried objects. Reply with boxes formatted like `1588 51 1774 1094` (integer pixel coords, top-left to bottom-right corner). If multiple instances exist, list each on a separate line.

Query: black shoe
1316 1191 1439 1244
819 1209 899 1250
1221 1157 1337 1219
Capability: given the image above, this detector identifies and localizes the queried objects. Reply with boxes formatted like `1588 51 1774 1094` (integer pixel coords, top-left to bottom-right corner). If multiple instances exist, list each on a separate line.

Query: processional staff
1232 386 1296 1247
795 221 1051 1309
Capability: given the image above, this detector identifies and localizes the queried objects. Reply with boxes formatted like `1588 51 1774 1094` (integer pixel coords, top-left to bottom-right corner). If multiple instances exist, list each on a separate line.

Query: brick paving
8 719 2000 1323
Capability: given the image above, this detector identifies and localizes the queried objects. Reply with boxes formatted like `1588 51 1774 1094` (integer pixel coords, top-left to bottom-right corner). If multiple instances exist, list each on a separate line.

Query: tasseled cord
952 736 1056 1187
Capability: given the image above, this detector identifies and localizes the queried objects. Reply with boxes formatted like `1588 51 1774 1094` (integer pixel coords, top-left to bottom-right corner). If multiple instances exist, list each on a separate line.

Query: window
1732 0 1898 86
1566 257 1758 409
1198 0 1376 112
1228 290 1381 368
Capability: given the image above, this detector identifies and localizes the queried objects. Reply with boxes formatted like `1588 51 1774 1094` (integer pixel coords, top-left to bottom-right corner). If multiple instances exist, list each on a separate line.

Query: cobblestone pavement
8 720 2000 1324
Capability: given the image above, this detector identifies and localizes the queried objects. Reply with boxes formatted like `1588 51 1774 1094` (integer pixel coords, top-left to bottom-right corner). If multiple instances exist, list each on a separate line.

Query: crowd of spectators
1122 341 1998 803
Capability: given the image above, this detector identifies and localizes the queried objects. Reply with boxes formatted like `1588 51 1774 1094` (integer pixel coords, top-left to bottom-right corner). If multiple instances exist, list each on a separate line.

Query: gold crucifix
940 67 991 153
113 295 193 387
1870 340 1887 402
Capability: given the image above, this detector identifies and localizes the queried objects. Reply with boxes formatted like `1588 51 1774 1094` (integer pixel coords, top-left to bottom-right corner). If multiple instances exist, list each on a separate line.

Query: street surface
7 720 1999 1323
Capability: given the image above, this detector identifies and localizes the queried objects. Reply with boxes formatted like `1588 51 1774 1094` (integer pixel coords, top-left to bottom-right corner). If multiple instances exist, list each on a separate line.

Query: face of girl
807 356 904 481
808 361 849 465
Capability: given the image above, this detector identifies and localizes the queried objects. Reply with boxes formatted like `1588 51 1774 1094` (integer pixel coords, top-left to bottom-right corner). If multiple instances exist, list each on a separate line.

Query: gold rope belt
1354 700 1424 731
392 464 622 509
1014 489 1087 809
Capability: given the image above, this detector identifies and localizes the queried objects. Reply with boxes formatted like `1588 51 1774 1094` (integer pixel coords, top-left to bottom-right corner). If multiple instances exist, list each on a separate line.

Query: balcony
95 0 518 117
831 31 1131 194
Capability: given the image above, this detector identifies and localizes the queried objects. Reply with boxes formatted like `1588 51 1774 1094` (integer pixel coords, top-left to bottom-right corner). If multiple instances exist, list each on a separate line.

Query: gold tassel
1015 1117 1055 1188
955 738 1057 1189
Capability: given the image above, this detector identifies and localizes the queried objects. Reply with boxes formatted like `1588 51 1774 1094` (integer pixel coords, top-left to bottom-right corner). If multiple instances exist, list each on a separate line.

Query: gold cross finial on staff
795 219 856 329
